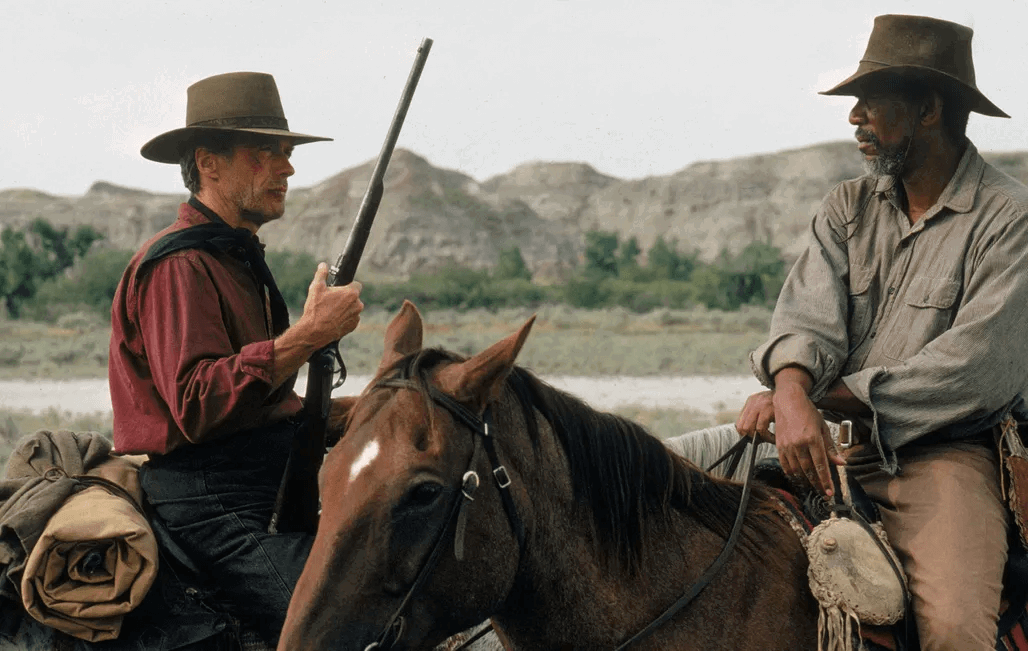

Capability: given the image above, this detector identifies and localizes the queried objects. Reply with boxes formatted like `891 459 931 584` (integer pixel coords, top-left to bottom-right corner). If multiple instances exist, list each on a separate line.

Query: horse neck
488 399 726 646
489 387 817 649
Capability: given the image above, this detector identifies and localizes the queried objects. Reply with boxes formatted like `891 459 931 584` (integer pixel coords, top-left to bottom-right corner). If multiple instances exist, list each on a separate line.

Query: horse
278 301 820 650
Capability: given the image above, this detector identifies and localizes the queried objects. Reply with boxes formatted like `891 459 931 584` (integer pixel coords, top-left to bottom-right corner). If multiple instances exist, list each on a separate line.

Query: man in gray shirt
737 14 1028 649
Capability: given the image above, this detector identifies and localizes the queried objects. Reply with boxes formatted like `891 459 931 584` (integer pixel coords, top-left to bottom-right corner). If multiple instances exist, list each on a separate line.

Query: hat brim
141 126 333 164
819 65 1009 118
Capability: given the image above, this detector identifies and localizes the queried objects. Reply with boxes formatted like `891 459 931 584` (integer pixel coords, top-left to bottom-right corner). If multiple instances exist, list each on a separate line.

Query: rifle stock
270 38 433 534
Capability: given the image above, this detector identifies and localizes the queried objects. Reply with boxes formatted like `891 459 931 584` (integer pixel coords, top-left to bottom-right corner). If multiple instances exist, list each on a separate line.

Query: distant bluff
4 144 1028 280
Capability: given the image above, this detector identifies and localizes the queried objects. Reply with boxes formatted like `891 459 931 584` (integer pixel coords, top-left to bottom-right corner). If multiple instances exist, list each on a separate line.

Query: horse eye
405 482 443 509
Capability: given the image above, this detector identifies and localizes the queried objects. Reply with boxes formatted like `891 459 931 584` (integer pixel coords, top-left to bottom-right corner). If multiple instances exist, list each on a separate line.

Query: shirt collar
934 141 985 215
872 140 984 219
179 198 265 250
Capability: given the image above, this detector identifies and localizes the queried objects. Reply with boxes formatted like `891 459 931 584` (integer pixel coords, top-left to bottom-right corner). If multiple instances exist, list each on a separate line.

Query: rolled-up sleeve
751 195 852 402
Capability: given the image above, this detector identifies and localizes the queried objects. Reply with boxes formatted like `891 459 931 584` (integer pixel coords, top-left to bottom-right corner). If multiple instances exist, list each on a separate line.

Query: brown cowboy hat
141 71 332 164
820 14 1008 118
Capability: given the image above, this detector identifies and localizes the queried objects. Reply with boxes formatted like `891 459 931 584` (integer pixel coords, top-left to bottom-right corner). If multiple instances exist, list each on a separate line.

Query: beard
233 185 287 227
856 128 910 177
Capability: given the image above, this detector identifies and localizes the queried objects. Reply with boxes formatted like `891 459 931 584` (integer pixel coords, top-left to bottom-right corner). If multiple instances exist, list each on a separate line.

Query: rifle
269 37 434 534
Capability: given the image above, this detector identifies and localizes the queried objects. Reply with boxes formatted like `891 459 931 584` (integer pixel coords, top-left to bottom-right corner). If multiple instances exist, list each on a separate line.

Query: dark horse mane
385 347 774 574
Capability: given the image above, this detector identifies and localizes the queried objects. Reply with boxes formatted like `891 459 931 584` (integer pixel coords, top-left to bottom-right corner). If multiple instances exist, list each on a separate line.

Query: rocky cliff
4 143 1026 279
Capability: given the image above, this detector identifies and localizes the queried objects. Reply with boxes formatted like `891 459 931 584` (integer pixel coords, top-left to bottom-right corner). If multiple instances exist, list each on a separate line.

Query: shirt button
887 287 896 295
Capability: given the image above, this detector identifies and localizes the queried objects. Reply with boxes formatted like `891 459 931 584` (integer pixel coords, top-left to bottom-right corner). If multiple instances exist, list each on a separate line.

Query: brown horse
278 302 820 650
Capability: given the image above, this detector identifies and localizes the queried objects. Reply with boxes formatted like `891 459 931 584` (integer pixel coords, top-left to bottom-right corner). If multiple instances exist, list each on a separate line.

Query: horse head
279 301 534 650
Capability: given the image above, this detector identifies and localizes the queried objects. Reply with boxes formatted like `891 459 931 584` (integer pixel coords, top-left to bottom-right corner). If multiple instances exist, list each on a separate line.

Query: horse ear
376 300 424 378
436 315 536 409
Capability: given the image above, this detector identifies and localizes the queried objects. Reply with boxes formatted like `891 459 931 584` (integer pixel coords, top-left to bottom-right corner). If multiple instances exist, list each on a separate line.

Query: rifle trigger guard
330 344 347 388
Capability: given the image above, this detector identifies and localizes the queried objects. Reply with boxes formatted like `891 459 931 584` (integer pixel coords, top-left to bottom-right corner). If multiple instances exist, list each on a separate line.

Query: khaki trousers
848 441 1009 651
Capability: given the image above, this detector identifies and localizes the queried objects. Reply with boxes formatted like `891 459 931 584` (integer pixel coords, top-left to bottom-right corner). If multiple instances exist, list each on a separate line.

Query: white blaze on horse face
349 439 381 485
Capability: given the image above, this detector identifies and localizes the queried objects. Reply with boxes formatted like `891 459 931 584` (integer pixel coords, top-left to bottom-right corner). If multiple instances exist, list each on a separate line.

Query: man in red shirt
109 71 363 644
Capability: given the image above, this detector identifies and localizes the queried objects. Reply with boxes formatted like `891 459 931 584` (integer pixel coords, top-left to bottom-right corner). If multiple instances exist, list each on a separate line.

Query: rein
613 435 759 650
362 378 525 651
363 373 760 650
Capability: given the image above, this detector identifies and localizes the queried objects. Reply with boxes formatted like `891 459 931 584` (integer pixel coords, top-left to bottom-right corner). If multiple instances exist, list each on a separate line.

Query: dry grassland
0 305 769 456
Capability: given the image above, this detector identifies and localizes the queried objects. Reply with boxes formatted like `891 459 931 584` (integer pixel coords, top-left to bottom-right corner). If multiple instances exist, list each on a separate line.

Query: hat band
189 116 290 130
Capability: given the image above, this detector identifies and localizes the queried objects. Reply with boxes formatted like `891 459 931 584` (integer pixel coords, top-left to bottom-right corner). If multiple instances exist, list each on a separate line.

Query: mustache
855 128 881 147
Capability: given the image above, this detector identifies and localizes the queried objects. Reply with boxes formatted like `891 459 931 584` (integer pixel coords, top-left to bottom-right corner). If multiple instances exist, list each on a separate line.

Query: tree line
0 220 788 322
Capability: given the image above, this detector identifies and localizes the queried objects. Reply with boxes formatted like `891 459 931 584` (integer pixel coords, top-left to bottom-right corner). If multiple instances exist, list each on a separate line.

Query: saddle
755 456 906 651
754 438 1028 651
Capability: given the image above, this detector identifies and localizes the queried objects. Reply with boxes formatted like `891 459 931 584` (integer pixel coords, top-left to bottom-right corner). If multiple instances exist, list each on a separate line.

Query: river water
0 375 763 415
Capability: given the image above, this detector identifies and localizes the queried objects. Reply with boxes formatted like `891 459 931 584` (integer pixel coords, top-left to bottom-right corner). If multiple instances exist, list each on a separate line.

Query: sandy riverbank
0 375 764 416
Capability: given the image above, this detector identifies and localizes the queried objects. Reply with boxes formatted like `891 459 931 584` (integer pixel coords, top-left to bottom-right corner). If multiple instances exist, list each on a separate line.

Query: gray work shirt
751 142 1028 473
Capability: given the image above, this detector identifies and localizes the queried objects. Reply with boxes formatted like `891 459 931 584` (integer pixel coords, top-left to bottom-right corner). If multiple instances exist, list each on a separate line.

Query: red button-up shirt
109 202 302 455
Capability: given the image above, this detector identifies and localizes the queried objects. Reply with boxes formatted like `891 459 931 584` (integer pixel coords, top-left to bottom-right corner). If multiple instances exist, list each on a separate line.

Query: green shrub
23 249 133 322
0 220 102 318
494 247 532 281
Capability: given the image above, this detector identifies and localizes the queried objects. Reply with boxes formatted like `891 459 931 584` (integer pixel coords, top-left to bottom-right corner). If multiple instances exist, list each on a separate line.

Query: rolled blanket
19 457 157 642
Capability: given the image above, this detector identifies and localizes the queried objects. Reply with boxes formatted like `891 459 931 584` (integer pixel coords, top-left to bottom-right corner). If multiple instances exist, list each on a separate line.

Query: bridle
361 376 759 651
363 378 525 651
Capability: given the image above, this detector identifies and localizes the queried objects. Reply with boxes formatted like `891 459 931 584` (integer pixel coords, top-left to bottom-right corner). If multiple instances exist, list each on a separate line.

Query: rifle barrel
329 37 434 287
270 37 433 534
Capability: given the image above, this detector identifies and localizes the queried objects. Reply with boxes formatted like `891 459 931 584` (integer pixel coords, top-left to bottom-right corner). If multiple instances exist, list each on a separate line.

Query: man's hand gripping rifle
270 38 433 535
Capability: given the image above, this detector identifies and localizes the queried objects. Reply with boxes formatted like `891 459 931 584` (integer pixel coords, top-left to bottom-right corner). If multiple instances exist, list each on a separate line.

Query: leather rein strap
613 436 759 650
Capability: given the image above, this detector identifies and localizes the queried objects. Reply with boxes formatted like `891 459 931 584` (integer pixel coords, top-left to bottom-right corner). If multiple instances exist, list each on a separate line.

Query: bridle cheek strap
364 379 526 650
418 382 527 551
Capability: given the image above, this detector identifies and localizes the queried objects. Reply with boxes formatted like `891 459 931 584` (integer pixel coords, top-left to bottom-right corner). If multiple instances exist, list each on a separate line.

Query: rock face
4 143 1028 279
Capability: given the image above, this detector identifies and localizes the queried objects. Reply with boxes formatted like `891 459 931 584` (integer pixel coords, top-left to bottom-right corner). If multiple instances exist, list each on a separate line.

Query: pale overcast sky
4 0 1028 196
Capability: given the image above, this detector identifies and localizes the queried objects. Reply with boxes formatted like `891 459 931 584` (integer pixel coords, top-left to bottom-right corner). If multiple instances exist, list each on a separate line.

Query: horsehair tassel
454 471 480 561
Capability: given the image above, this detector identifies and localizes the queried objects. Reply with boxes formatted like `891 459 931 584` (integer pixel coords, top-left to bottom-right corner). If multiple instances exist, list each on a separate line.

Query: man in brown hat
108 71 364 644
736 15 1028 649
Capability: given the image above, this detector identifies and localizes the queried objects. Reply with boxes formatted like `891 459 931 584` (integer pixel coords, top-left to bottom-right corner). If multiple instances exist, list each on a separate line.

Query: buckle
493 466 511 489
838 420 853 450
461 471 480 500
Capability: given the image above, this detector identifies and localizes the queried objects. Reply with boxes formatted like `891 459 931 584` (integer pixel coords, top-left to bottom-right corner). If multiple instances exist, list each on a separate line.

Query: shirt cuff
239 340 276 385
841 366 899 475
750 333 838 402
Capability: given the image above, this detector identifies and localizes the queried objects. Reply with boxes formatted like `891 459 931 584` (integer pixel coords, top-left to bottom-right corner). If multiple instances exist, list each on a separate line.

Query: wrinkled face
215 137 295 227
849 92 918 177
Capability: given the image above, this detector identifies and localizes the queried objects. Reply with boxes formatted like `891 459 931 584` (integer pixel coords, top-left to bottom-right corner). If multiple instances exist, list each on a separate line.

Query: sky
5 0 1028 196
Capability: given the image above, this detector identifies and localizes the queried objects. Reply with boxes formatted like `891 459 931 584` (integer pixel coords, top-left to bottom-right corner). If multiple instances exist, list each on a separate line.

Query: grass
0 304 767 457
0 305 770 380
0 403 719 462
0 408 113 469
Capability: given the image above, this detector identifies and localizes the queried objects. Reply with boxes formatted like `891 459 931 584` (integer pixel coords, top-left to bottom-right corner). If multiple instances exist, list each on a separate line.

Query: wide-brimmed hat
820 14 1008 118
141 72 332 164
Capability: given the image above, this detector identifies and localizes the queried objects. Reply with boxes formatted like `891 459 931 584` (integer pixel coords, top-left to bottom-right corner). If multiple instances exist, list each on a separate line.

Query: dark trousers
139 419 313 644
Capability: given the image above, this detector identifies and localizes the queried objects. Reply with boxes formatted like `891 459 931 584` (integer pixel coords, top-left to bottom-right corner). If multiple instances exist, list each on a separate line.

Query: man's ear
195 147 221 182
919 92 944 127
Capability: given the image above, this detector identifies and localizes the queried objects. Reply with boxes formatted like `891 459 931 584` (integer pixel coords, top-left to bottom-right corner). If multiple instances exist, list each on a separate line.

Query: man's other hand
771 368 846 497
736 390 776 444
